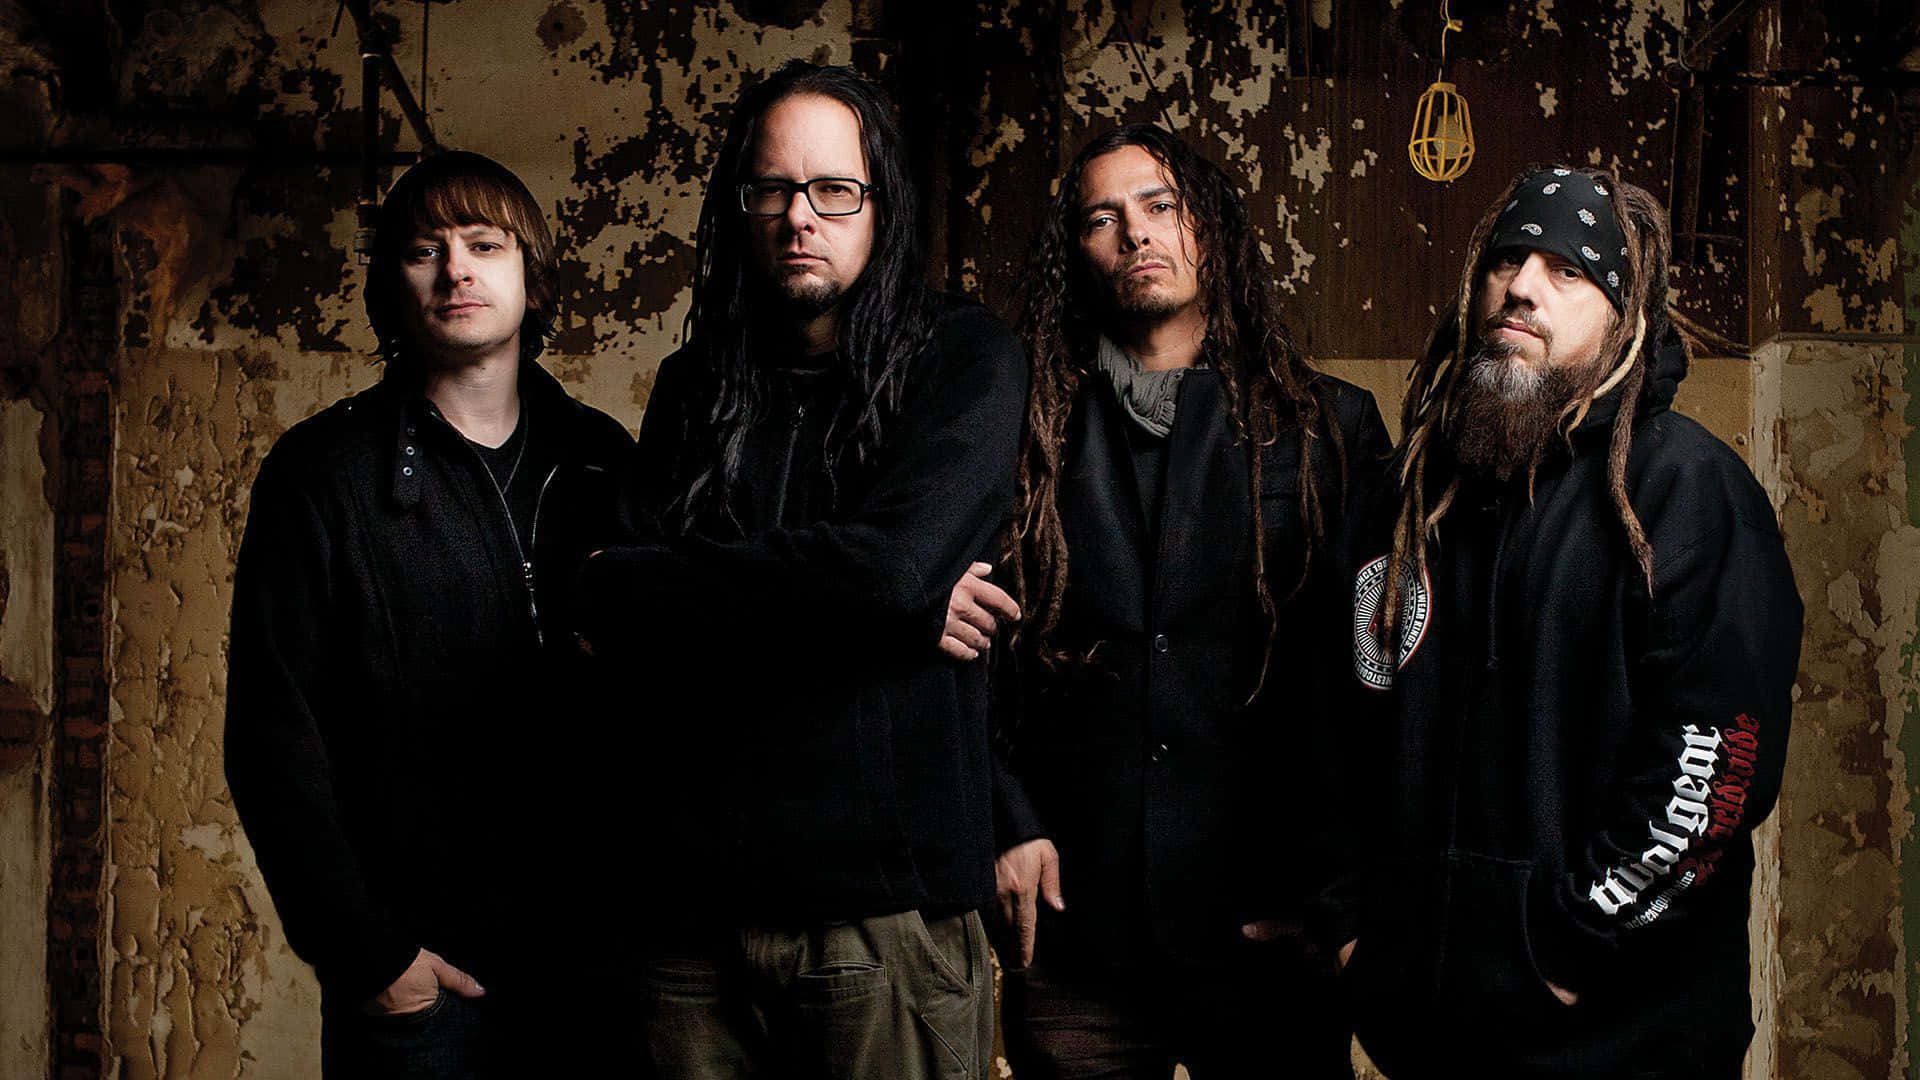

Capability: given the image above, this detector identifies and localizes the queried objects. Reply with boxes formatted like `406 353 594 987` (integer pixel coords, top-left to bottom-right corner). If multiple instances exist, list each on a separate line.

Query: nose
1505 251 1550 306
441 241 474 285
1122 212 1150 251
781 187 818 234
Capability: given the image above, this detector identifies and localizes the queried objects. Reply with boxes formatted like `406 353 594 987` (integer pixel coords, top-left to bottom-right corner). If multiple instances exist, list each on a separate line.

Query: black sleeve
1304 383 1394 956
1534 448 1801 989
623 348 698 537
223 443 419 1004
581 310 1029 663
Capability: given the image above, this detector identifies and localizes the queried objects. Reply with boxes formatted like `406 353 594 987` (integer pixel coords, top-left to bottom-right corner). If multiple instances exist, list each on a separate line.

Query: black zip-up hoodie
581 299 1028 928
1340 331 1801 1077
224 363 633 1005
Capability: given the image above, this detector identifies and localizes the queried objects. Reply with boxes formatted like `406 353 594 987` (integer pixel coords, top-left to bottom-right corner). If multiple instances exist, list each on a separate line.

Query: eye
406 245 440 261
471 241 503 253
817 181 853 197
1084 212 1116 233
1150 200 1176 214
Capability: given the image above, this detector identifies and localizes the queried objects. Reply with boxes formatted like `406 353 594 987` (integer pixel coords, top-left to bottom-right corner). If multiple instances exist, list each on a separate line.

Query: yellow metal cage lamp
1408 2 1474 182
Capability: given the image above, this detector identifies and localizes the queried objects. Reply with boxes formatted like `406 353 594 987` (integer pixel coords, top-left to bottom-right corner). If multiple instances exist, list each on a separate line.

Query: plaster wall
0 396 55 1080
0 0 1900 1076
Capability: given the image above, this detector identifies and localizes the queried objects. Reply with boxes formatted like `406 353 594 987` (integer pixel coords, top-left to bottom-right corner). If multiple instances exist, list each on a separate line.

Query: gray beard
1449 338 1585 481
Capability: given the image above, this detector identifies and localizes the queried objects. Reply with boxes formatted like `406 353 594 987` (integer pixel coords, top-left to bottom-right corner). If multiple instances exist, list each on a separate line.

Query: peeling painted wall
0 396 55 1080
1 0 1914 1077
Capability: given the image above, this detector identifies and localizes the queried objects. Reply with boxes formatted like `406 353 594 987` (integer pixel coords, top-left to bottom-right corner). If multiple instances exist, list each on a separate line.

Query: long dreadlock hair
1009 124 1345 701
665 60 939 534
1380 165 1678 660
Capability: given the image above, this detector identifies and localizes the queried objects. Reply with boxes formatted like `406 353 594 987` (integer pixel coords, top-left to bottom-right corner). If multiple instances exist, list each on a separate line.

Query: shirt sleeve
223 444 419 1004
1533 448 1802 989
1304 384 1395 957
581 310 1029 665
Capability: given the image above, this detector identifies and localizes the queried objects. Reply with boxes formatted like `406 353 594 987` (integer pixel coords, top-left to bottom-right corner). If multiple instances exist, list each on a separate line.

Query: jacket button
404 445 416 456
1153 633 1169 653
1150 742 1170 763
402 466 413 477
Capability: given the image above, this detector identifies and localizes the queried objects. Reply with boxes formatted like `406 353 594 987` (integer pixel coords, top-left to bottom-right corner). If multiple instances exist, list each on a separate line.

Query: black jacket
1341 333 1801 1077
582 300 1028 926
224 363 633 1004
994 368 1391 966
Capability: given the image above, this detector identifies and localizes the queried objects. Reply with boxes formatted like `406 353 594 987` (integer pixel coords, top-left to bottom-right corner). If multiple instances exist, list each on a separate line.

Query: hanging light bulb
1409 3 1474 182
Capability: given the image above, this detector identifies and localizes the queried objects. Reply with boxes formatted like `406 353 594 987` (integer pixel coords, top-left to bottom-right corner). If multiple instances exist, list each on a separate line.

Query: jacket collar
376 360 590 509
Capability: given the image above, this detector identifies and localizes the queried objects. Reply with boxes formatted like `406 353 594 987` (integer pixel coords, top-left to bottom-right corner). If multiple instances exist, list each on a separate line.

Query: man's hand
1338 939 1357 969
1546 979 1578 1006
995 838 1064 967
362 948 486 1017
940 562 1020 661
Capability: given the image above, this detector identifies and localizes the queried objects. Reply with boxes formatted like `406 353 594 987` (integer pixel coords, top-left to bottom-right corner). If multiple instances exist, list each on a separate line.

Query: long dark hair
1009 124 1343 699
665 60 939 533
367 150 558 371
1380 165 1677 659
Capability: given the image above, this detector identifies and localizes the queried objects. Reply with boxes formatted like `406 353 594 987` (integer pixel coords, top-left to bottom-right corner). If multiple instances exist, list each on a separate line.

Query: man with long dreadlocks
1340 166 1800 1077
575 61 1025 1077
976 124 1390 1077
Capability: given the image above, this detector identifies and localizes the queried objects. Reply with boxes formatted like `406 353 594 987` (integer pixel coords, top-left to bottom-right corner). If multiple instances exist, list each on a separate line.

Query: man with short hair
972 124 1389 1077
1341 166 1801 1077
225 151 633 1076
578 61 1026 1077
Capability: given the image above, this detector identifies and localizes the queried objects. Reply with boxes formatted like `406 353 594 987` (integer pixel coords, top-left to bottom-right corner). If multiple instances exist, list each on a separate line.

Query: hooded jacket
224 363 633 1004
1341 331 1801 1077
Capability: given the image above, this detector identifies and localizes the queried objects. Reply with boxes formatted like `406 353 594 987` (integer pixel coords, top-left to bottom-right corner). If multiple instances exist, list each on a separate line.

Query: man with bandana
1338 166 1800 1078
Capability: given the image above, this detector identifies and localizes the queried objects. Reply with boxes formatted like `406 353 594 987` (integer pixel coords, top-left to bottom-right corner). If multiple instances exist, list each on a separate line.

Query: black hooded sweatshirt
1339 330 1801 1077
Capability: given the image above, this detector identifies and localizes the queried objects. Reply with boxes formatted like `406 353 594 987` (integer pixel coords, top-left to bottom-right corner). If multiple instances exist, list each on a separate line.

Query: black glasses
738 177 873 217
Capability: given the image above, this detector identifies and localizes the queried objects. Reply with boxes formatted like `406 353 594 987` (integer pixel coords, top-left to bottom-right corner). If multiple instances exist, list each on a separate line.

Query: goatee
768 275 844 322
1449 313 1597 482
1104 258 1188 319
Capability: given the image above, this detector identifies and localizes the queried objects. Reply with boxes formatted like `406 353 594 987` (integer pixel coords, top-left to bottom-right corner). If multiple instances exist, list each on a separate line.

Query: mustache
1110 252 1172 283
1479 304 1553 350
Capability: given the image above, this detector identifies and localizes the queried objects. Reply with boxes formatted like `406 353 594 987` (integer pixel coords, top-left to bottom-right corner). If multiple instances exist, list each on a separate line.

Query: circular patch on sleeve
1353 555 1432 691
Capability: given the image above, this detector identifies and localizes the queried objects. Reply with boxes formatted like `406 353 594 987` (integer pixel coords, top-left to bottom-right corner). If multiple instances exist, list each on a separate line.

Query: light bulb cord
1438 0 1463 77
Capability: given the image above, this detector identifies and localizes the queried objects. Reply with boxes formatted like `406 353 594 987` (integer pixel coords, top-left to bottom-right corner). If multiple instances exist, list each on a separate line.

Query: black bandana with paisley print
1486 167 1630 311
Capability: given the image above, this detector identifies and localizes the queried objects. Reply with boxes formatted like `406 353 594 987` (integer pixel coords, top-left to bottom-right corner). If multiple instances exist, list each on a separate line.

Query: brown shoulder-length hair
366 150 558 370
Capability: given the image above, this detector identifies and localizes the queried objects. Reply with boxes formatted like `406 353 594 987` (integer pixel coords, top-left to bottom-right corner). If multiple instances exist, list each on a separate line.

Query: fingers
938 633 980 661
1015 888 1039 967
1338 939 1357 970
1038 847 1065 911
971 577 1022 624
967 561 992 578
1240 919 1285 942
951 589 999 635
429 954 486 998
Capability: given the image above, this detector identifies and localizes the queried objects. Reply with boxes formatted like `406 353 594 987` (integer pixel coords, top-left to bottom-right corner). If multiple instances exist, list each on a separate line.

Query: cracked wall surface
0 0 1908 1076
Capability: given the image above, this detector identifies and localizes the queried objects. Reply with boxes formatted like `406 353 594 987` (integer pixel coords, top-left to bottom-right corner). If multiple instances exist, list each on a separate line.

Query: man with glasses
578 60 1026 1078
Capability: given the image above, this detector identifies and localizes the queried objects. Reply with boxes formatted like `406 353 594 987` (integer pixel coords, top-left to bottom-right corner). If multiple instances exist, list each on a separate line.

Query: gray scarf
1093 336 1188 437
